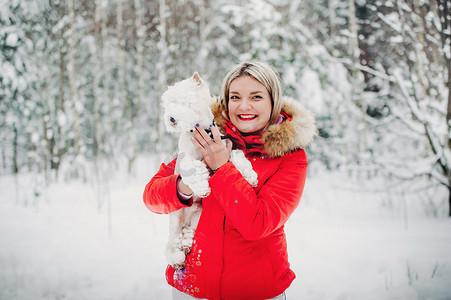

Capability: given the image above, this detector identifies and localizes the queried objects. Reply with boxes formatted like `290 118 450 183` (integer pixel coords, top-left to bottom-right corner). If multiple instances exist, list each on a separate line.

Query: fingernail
210 124 213 127
195 123 199 127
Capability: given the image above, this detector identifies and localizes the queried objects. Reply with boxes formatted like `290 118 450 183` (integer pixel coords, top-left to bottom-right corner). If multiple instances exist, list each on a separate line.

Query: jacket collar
211 96 318 158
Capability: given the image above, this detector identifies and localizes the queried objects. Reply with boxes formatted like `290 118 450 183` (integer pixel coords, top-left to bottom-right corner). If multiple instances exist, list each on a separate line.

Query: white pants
172 288 287 300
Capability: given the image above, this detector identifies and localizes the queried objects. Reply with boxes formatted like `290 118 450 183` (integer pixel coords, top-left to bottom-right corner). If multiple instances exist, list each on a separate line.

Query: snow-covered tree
350 0 450 215
2 0 449 216
0 0 27 174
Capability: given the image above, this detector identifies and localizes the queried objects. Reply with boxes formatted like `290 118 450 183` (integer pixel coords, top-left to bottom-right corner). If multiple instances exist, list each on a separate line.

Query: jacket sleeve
143 158 191 214
209 149 307 240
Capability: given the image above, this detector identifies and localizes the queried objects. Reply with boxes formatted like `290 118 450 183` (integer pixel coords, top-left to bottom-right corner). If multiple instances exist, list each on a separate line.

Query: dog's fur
162 73 258 269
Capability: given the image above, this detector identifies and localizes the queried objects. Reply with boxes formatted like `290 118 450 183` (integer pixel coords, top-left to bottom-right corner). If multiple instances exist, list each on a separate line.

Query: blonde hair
219 60 283 126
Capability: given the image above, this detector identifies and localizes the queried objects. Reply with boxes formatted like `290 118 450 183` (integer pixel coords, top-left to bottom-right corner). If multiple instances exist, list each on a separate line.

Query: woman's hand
177 177 193 196
192 124 233 171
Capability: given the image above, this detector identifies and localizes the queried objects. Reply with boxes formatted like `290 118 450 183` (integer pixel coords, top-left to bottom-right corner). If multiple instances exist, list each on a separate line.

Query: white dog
162 72 258 269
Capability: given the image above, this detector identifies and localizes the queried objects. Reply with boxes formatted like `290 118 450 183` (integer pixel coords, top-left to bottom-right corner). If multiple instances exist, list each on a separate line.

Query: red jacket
143 97 317 300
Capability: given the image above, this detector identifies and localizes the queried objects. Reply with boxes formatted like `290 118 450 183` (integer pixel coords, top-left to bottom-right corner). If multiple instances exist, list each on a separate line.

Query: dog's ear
193 72 202 85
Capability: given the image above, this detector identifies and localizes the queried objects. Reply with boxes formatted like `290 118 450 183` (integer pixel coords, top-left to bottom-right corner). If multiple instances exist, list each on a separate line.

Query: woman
143 60 317 300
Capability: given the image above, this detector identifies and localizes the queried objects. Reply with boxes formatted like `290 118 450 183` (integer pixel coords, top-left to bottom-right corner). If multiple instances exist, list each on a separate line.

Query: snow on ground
1 156 450 300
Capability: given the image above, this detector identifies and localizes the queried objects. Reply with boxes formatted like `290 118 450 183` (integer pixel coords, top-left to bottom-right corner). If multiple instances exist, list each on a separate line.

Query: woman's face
228 76 272 134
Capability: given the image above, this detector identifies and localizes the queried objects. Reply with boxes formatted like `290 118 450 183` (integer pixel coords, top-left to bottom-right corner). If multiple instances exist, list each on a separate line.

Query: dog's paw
171 250 187 270
166 244 187 270
191 182 210 197
185 177 210 197
244 169 258 187
182 160 211 197
230 150 258 187
181 226 195 254
187 176 211 197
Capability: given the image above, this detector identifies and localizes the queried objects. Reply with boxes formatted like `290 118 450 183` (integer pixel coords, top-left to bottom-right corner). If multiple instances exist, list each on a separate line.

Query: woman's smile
238 114 257 120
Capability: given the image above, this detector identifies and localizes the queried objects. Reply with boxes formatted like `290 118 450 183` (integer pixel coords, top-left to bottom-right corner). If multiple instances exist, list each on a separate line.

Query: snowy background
1 0 450 299
1 157 450 300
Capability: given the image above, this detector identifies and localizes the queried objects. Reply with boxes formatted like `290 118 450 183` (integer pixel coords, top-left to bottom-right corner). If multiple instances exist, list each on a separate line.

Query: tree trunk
348 0 369 177
449 185 451 217
196 0 206 74
436 0 451 216
93 0 103 158
55 47 65 176
12 124 18 174
157 0 168 160
2 146 6 171
117 0 130 123
100 0 114 141
134 0 145 117
68 0 81 155
328 0 336 41
13 124 19 205
127 0 146 174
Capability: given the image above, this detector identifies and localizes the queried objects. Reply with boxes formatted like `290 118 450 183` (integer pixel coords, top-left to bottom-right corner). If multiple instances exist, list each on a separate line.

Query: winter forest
1 0 451 299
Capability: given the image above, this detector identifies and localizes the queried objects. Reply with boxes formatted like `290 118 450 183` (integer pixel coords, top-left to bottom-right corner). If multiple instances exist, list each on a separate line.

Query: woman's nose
239 99 252 110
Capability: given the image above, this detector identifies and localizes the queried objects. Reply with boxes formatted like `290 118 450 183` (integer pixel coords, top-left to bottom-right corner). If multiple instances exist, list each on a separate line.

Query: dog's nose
169 117 176 124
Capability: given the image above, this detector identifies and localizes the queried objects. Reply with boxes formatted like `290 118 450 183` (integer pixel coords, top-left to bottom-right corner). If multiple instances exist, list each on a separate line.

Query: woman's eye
253 95 262 99
230 96 239 100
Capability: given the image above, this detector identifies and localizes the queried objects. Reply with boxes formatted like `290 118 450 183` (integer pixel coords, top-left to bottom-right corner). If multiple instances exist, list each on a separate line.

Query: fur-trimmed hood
211 96 318 157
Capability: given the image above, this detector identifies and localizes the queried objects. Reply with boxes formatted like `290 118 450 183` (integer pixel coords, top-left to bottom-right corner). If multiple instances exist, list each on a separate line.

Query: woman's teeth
239 115 257 119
